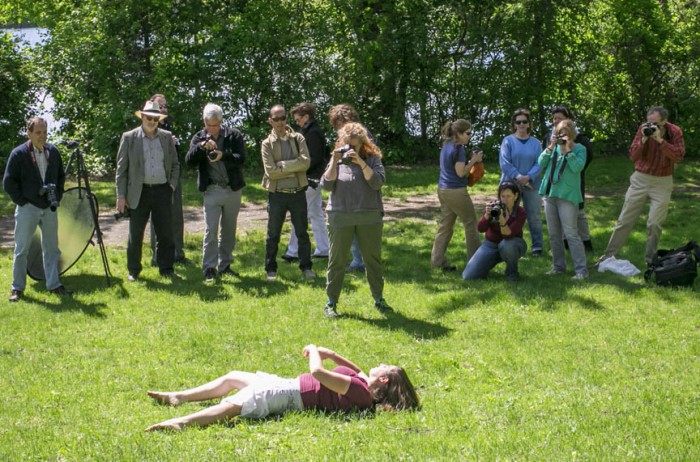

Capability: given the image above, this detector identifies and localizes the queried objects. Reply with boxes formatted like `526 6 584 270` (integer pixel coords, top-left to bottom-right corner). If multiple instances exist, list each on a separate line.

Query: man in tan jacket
261 104 315 281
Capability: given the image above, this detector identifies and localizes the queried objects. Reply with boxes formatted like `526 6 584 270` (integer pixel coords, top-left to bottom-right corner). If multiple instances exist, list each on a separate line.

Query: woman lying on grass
145 344 419 431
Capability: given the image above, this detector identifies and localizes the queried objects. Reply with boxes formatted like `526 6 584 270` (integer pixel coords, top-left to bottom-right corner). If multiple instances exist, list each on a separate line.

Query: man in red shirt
599 106 685 265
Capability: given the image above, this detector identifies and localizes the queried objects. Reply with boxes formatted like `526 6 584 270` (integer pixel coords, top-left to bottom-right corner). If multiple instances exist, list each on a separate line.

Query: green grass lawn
1 158 699 460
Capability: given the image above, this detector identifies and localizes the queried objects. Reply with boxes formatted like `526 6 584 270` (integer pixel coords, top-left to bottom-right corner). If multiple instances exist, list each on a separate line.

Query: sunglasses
271 115 287 122
144 115 160 122
514 120 529 125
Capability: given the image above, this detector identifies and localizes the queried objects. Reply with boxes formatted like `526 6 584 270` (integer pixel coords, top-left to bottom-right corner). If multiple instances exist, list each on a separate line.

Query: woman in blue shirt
499 108 544 256
431 119 483 271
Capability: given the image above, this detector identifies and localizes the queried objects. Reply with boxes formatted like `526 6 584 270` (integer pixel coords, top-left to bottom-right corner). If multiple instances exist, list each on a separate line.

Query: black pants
127 184 174 275
265 190 312 272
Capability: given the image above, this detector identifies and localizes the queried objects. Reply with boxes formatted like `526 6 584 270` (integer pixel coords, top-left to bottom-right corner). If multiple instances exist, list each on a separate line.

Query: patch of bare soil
0 194 494 249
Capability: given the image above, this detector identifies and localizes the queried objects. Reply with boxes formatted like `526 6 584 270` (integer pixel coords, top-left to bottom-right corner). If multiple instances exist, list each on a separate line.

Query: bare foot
145 419 183 432
147 391 181 406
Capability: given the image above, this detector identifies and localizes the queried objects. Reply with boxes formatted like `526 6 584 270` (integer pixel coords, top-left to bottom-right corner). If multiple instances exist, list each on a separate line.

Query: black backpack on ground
644 241 700 288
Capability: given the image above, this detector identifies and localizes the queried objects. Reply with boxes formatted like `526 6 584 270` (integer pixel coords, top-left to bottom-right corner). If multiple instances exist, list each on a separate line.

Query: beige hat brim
135 110 167 121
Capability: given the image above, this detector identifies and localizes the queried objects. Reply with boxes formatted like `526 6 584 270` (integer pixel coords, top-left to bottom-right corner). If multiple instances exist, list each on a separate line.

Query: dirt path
0 194 493 249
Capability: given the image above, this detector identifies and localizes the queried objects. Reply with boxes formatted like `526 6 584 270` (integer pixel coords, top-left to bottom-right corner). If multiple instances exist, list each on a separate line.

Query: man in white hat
115 100 180 280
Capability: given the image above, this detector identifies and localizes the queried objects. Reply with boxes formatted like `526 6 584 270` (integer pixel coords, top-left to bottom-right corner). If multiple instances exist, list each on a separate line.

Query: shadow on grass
341 310 452 340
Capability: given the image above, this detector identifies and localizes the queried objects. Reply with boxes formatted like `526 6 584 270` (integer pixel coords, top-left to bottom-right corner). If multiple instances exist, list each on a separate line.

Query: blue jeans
12 203 62 291
521 187 543 252
265 190 312 272
462 238 526 280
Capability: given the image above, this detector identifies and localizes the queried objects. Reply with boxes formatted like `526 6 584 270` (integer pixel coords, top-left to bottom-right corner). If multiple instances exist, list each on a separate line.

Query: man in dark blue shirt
3 117 72 301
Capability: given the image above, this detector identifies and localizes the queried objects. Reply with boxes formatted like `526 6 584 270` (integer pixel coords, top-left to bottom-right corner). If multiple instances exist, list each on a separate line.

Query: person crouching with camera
3 117 72 301
462 181 527 282
538 119 588 280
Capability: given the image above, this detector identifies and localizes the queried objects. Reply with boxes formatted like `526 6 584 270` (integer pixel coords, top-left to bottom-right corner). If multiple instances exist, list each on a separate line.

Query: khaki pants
431 188 481 268
604 171 673 263
326 219 383 303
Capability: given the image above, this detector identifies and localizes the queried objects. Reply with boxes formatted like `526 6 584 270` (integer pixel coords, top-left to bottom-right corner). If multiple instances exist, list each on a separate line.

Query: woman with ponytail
431 119 483 272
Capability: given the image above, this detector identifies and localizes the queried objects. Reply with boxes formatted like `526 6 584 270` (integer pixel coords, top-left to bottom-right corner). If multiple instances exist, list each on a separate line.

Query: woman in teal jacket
538 119 588 279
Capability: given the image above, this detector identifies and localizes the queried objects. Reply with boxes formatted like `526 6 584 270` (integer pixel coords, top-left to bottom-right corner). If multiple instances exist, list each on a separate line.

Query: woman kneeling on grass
145 344 419 431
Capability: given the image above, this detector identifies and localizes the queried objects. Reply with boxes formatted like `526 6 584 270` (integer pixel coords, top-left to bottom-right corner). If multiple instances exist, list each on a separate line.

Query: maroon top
298 366 373 411
477 205 527 244
629 121 684 177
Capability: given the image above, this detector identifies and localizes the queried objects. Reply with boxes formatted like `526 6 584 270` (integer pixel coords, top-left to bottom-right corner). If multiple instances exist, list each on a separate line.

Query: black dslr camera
338 144 353 165
202 134 217 160
114 209 131 221
39 183 59 211
556 134 567 145
488 200 503 223
642 122 659 137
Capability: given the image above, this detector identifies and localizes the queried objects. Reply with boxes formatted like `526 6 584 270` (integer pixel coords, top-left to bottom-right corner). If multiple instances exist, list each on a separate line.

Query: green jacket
538 143 586 204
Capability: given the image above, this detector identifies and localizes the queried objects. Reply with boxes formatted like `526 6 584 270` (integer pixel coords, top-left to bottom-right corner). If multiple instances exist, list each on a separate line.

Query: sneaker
302 269 316 279
204 268 217 282
312 253 328 259
324 303 339 318
572 273 588 280
281 254 299 263
441 265 457 273
374 298 393 314
49 285 73 295
219 266 240 278
531 250 542 257
506 273 520 282
9 289 23 302
127 273 139 282
346 264 365 273
545 268 565 275
266 271 277 281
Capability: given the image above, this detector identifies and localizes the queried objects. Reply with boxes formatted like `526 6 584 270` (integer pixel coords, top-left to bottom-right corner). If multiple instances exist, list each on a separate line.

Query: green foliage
2 0 699 178
0 32 34 170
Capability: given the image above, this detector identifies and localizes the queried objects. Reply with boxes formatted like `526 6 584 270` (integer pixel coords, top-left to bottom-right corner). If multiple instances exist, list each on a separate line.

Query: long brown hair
334 122 382 159
369 366 420 411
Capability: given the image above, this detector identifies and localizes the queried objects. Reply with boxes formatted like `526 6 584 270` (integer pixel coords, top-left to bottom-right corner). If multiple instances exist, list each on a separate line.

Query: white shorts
221 372 303 419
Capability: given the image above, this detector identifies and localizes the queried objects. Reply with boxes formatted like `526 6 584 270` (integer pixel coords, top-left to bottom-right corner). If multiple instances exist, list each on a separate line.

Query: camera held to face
39 183 59 211
488 200 503 223
642 122 659 137
556 134 567 145
202 134 217 160
338 144 353 165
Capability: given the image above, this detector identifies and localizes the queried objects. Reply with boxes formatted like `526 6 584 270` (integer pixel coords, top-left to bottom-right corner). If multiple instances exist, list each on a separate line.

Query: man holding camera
599 106 685 265
116 100 180 281
261 104 315 281
186 103 246 282
3 117 72 301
